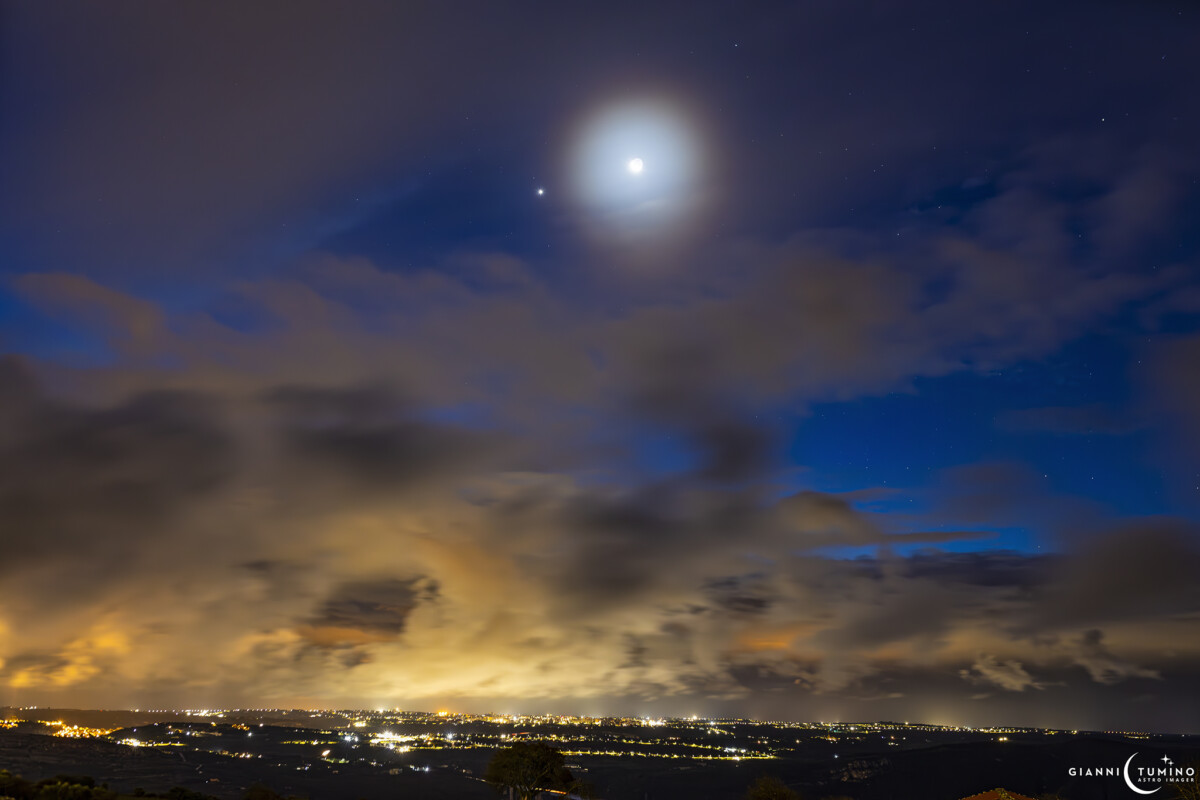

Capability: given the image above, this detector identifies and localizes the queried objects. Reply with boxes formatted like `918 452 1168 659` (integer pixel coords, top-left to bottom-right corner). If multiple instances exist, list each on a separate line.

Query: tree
744 776 802 800
0 770 33 800
242 787 283 800
1171 759 1200 800
31 782 114 800
164 789 216 800
484 742 574 800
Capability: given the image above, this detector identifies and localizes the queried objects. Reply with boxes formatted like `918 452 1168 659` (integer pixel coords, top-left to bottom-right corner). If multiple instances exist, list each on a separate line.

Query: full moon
564 98 708 245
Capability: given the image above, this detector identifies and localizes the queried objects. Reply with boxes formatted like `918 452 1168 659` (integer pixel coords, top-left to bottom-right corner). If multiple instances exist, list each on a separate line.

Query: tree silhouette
744 776 802 800
484 742 574 800
1171 759 1200 800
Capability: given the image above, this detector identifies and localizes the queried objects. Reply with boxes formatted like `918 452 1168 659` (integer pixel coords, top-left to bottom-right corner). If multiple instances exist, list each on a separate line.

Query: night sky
2 2 1200 732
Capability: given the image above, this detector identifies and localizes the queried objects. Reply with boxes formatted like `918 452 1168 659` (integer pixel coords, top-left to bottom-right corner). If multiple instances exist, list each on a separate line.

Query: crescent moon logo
1124 753 1160 795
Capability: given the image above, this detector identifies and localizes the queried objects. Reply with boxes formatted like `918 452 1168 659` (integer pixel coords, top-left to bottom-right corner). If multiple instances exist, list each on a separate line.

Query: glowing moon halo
564 98 709 251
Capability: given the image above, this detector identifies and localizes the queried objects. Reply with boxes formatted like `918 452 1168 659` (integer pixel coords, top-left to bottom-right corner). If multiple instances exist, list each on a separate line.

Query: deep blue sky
1 1 1199 732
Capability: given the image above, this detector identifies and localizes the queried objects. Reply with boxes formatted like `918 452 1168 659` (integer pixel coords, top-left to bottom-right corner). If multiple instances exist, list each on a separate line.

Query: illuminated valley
2 708 1195 800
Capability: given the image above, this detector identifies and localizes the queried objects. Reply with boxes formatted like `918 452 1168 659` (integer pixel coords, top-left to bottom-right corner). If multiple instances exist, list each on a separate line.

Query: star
537 188 545 196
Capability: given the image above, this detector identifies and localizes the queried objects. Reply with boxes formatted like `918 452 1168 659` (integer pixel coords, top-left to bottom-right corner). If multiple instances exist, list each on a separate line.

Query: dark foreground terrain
1 710 1196 800
0 731 493 800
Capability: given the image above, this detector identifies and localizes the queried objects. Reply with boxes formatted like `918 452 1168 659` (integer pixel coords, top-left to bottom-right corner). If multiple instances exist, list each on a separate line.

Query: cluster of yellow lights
212 750 259 759
559 749 771 761
355 710 664 727
118 737 182 748
53 724 115 739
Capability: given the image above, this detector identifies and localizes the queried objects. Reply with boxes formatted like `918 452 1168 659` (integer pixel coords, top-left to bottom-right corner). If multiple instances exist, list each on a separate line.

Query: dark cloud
930 462 1104 541
619 341 775 482
900 550 1051 589
298 578 436 650
1030 521 1200 632
0 356 235 572
264 382 497 496
704 576 773 616
691 419 773 483
1072 629 1160 686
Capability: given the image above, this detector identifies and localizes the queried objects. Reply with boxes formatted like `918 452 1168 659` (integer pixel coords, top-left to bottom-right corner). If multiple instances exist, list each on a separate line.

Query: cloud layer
2 250 1198 730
